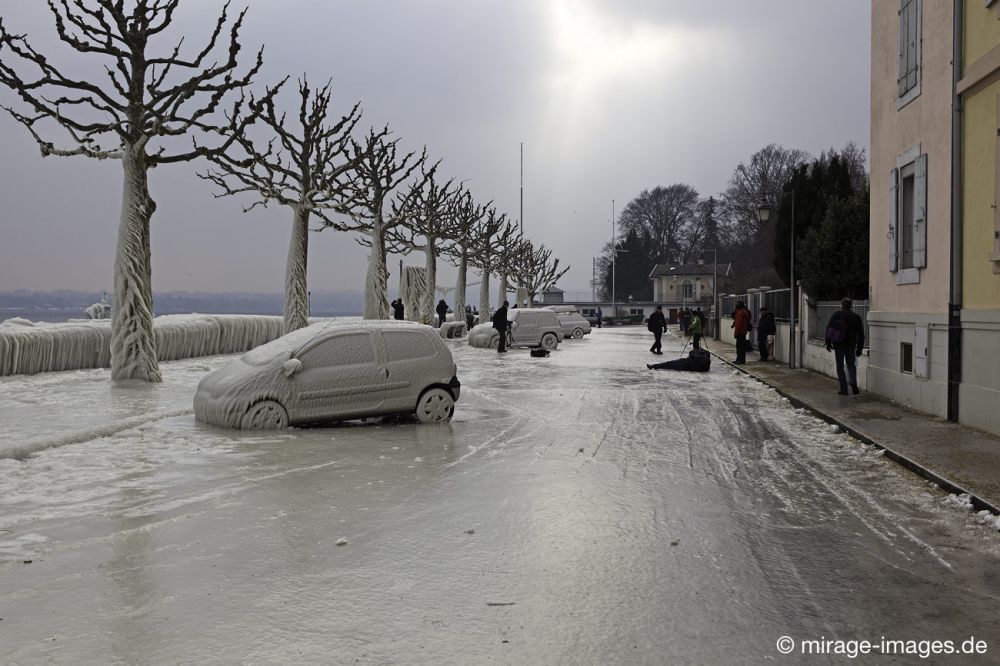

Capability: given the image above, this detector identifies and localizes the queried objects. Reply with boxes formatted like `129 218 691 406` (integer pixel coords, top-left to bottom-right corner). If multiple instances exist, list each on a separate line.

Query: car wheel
541 332 559 350
241 400 288 430
572 327 585 339
415 388 455 423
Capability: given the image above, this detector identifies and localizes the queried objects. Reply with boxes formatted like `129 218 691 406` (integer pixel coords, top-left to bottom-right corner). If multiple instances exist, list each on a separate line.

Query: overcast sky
0 0 870 296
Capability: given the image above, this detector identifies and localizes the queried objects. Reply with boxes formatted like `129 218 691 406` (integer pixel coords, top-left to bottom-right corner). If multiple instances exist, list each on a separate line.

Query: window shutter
913 154 928 268
889 167 899 272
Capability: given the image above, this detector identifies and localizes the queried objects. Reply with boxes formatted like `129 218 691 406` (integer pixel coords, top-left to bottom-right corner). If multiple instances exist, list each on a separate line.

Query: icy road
1 327 999 664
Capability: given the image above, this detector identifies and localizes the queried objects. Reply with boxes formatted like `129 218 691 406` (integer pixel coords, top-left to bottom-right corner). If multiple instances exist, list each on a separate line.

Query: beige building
955 0 1000 434
868 0 954 418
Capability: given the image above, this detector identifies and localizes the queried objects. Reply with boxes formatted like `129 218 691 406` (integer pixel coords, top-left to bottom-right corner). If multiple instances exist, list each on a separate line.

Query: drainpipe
948 0 964 423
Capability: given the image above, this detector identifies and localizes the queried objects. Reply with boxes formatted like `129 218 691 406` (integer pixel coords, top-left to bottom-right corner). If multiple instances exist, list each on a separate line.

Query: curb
704 343 1000 517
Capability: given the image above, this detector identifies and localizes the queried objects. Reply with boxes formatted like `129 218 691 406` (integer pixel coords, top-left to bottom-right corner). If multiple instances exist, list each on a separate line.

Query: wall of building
869 0 953 315
867 0 953 421
957 0 1000 436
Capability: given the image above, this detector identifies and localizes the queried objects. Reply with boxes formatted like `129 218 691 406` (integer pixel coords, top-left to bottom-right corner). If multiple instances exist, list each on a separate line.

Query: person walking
391 299 405 321
436 299 449 327
688 309 703 350
596 307 603 328
647 305 666 355
492 300 510 353
756 307 777 361
732 302 751 364
825 298 866 395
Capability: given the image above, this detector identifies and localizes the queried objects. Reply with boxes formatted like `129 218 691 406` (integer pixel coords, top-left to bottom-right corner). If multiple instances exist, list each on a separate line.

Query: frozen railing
0 314 285 377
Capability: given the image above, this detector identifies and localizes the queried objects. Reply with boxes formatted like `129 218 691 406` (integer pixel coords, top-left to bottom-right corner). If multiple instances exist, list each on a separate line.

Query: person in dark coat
596 307 603 328
465 305 475 330
825 298 866 395
647 305 666 354
492 300 510 353
391 299 405 320
436 299 449 327
731 302 751 364
756 307 777 361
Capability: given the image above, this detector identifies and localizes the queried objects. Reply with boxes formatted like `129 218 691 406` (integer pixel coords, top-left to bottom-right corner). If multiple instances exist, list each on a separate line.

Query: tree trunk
283 204 310 334
479 270 491 321
498 273 509 307
363 214 390 320
423 241 436 326
454 251 467 321
111 146 160 383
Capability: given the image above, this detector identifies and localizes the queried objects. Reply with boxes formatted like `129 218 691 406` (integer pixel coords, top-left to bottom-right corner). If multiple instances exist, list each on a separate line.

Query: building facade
648 262 732 307
868 0 953 419
956 0 1000 434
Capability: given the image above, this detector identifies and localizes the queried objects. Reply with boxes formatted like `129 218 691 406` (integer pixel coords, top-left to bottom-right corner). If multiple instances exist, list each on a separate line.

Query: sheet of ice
2 327 1000 663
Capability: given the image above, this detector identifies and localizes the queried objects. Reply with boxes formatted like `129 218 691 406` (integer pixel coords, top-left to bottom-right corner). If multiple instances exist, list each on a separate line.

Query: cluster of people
389 298 480 330
730 302 776 365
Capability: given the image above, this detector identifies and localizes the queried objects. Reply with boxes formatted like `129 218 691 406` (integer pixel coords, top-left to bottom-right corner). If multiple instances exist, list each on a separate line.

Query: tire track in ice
0 409 194 460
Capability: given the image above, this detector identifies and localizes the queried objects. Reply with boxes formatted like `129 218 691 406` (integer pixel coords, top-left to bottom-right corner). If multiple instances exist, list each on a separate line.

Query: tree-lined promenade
0 1 567 382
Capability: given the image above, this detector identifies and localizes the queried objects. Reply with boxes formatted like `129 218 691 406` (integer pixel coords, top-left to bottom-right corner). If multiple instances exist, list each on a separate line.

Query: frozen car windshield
241 324 331 366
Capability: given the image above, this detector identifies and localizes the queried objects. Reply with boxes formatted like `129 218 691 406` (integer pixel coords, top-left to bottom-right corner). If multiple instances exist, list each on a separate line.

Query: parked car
541 307 592 339
194 320 461 429
467 308 562 350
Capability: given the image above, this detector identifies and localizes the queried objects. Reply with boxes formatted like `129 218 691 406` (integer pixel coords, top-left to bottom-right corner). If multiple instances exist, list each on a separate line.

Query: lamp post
611 199 616 318
704 249 719 339
757 191 796 369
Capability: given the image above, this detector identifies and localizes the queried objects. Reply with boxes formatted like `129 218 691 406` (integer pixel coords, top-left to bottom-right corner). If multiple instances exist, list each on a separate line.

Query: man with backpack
647 305 666 354
688 308 703 350
825 298 866 395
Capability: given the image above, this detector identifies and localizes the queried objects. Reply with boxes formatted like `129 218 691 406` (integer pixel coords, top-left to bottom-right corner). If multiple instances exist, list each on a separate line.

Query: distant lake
1 308 360 324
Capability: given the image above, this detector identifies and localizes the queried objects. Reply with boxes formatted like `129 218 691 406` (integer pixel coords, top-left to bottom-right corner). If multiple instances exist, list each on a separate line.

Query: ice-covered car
467 309 562 351
541 307 592 339
194 321 461 429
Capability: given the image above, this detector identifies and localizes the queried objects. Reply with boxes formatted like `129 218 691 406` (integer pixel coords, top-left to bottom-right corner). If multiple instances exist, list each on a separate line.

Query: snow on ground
2 325 1000 663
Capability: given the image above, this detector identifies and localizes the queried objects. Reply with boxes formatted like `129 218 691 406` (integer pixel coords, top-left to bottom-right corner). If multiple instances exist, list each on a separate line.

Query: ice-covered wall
0 315 285 377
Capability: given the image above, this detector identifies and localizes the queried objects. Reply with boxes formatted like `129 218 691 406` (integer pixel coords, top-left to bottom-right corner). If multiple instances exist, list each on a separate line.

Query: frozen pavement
2 326 1000 664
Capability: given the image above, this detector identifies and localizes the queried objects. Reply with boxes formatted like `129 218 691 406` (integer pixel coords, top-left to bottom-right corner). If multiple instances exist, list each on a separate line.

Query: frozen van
467 308 562 351
194 321 461 429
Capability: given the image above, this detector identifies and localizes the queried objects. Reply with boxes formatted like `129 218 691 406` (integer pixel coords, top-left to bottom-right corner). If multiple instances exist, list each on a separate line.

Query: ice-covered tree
386 163 458 325
443 188 489 321
0 1 269 382
325 128 424 319
509 240 570 307
497 233 529 308
468 207 516 320
200 78 361 334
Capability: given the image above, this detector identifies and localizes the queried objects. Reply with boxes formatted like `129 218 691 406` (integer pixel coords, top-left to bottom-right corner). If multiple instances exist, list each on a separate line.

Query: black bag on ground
530 348 550 358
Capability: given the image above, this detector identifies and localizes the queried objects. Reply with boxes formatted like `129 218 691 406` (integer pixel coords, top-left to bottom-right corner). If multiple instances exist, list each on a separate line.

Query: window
898 0 921 107
889 152 927 280
299 333 374 368
683 281 694 299
900 342 913 374
384 331 437 362
629 308 643 316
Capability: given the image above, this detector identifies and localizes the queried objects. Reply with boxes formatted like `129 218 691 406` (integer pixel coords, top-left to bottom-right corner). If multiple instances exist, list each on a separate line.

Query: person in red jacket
731 302 752 364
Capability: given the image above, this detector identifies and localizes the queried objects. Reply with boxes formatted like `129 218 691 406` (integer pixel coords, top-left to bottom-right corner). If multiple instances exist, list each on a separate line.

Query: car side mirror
282 358 302 378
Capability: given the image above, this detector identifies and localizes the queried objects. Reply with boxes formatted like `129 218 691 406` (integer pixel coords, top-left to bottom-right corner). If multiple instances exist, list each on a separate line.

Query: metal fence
811 300 870 348
720 288 791 323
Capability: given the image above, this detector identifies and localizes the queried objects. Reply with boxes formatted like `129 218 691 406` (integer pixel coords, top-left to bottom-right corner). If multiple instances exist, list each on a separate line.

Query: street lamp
703 249 719 339
757 191 796 369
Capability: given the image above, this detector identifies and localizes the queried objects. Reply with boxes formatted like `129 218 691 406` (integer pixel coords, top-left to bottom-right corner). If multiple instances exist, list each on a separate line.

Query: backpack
825 314 846 343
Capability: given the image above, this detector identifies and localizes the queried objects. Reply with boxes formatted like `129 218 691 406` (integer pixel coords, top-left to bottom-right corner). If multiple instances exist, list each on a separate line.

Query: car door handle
382 367 389 379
